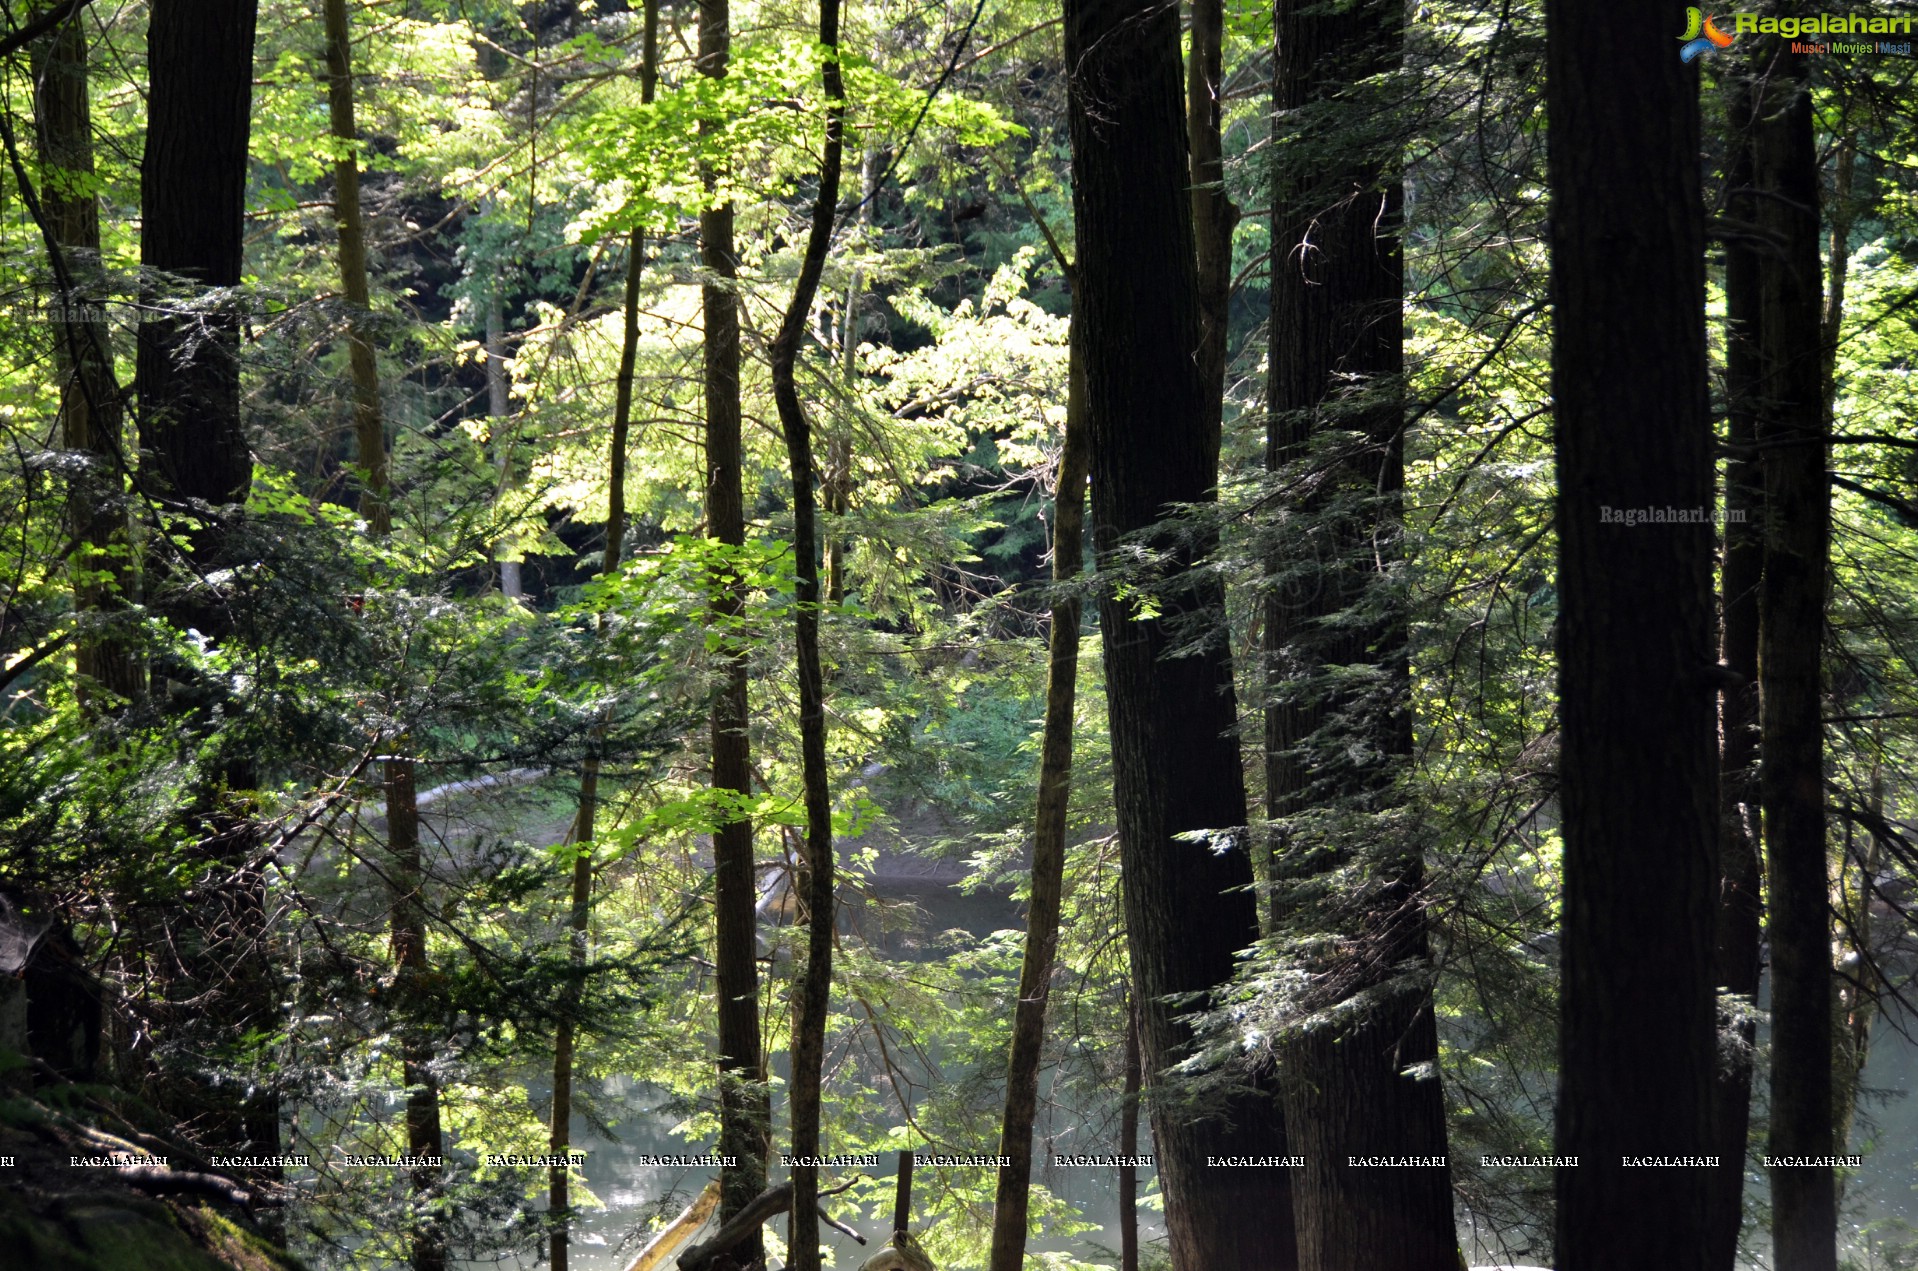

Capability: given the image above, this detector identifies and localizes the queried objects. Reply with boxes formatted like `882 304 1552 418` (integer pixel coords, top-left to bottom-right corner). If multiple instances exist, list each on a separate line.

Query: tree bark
1708 65 1765 1271
323 0 389 538
137 0 255 514
986 326 1086 1271
552 10 659 1257
136 0 279 1167
1063 0 1295 1263
768 0 844 1264
387 756 447 1271
697 0 771 1254
489 291 523 599
1266 4 1454 1265
1187 0 1233 470
1118 1002 1140 1271
1753 47 1835 1271
322 13 442 1264
1824 138 1869 1201
1546 2 1719 1267
823 149 878 608
33 8 140 706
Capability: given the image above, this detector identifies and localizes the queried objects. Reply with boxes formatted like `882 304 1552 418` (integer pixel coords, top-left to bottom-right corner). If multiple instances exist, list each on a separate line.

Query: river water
466 866 1916 1271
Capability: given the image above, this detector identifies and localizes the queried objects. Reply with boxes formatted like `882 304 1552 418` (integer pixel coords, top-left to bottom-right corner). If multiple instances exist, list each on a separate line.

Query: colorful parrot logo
1679 8 1737 61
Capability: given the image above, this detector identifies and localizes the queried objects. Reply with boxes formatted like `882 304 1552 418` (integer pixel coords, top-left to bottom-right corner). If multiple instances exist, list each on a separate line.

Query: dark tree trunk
1187 0 1234 468
1546 2 1719 1268
987 328 1086 1271
551 9 658 1264
768 0 844 1263
387 757 447 1271
1707 66 1765 1271
1753 48 1836 1271
550 220 647 1271
33 10 140 706
1266 3 1453 1265
321 15 441 1260
698 0 771 1255
137 0 255 513
135 0 279 1167
1063 0 1294 1264
489 292 523 599
322 0 388 536
1118 1002 1140 1271
1824 138 1868 1195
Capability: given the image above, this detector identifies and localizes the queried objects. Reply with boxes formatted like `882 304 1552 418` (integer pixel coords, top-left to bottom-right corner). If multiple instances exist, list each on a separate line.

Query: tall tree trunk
323 9 442 1265
986 327 1087 1271
1118 1001 1140 1271
1753 47 1835 1271
549 227 645 1271
1266 4 1453 1266
1824 138 1869 1197
1187 0 1233 469
823 148 877 608
1830 757 1880 1191
768 0 844 1263
137 0 255 516
136 0 278 1165
387 756 447 1271
553 4 658 1253
1063 0 1295 1264
323 0 389 539
1707 66 1765 1271
1546 2 1718 1268
33 9 140 707
489 291 523 599
697 0 771 1253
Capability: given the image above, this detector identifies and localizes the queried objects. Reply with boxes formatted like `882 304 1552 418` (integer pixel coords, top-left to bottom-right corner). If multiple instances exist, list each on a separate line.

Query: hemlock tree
1546 1 1719 1267
987 324 1087 1271
1063 0 1294 1264
1753 45 1836 1271
319 7 447 1264
699 0 772 1247
33 7 139 707
1266 1 1455 1266
770 0 845 1261
1707 59 1766 1271
135 0 278 1164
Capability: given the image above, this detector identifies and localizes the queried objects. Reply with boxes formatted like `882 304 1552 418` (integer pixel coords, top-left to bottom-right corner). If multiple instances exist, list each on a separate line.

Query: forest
0 0 1914 1269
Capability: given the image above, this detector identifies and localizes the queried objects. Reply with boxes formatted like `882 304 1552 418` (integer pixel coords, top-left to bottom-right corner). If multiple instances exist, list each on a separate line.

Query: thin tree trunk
323 9 442 1265
768 0 845 1263
552 8 658 1256
489 291 523 599
1187 0 1233 470
1707 66 1765 1271
1118 999 1140 1271
823 149 877 607
1062 0 1294 1263
1546 1 1718 1267
1822 122 1863 1219
323 0 389 539
1266 4 1453 1264
387 756 447 1271
986 327 1086 1271
697 0 772 1250
1830 756 1880 1191
1753 47 1835 1271
33 10 139 706
549 0 656 1201
548 223 643 1271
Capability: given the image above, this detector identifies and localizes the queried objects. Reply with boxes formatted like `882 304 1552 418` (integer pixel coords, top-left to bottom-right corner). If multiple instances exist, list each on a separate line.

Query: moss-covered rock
0 1186 302 1271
